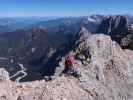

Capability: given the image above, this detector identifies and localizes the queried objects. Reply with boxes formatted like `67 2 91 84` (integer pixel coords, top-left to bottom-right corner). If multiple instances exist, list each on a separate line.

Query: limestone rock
97 15 133 50
0 68 9 81
74 34 133 100
98 15 128 35
1 32 133 99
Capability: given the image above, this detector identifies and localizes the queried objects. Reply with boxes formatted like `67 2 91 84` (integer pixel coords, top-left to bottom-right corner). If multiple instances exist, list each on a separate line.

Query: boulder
0 68 9 81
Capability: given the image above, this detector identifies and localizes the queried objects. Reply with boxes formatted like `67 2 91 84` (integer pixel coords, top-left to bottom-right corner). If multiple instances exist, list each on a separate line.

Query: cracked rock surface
1 34 133 100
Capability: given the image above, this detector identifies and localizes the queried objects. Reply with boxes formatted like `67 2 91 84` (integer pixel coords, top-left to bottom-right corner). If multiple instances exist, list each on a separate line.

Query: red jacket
65 56 74 66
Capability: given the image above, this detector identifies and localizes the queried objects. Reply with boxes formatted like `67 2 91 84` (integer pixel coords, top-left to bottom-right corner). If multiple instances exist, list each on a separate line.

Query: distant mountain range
0 15 133 81
1 15 133 100
0 17 59 33
0 15 132 33
0 15 105 81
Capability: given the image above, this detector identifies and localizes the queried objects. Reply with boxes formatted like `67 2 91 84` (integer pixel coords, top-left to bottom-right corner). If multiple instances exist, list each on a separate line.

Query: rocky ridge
1 26 133 100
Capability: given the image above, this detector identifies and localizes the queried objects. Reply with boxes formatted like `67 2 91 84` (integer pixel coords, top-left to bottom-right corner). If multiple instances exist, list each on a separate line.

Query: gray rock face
0 68 9 81
98 15 128 35
74 34 133 100
97 15 133 50
73 26 92 48
69 27 133 100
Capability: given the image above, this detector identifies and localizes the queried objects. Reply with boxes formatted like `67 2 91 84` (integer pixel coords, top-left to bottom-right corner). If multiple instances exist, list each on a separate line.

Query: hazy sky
0 0 133 17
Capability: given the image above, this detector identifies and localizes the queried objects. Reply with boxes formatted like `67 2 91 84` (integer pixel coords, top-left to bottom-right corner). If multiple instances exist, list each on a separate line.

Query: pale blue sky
0 0 133 17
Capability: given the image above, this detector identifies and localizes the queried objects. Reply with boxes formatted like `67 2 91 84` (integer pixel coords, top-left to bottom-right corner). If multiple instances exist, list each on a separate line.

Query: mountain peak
75 26 91 42
97 15 133 49
98 15 128 35
71 26 92 50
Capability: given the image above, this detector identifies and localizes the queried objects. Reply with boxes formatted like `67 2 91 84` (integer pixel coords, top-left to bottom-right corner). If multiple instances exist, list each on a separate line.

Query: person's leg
62 65 72 76
64 64 71 73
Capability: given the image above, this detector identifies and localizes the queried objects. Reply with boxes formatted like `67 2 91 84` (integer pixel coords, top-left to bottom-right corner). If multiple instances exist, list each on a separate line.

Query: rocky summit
1 26 133 100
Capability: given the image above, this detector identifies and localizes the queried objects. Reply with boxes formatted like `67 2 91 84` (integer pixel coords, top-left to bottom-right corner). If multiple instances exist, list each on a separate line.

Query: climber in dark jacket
83 48 91 61
76 48 91 65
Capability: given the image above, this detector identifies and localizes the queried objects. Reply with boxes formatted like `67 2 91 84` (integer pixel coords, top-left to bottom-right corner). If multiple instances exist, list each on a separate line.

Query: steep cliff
1 28 133 99
97 15 133 49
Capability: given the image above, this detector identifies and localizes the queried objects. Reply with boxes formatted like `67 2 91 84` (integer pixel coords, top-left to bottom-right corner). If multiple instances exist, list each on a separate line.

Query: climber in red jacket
62 53 81 78
65 55 74 68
